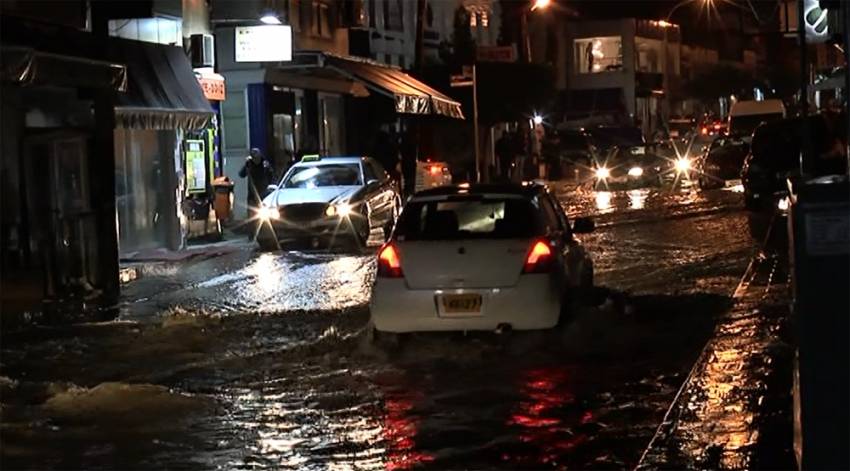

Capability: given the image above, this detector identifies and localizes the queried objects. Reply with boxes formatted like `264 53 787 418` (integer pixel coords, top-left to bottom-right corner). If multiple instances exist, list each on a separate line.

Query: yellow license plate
441 294 483 313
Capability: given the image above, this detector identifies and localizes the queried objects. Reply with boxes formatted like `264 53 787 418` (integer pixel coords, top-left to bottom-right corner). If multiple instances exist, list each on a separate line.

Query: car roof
412 183 545 199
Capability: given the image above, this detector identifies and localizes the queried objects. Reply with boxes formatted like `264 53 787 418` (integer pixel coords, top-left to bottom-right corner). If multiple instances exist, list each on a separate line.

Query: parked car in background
696 137 750 189
742 111 847 209
256 156 401 250
728 99 786 139
668 116 697 141
370 183 595 337
415 160 452 192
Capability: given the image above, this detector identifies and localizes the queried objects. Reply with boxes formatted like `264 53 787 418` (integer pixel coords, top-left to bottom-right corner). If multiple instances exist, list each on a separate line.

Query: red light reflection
383 393 434 470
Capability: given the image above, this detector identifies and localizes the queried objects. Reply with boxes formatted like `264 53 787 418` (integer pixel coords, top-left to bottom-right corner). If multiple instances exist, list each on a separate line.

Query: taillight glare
377 243 404 278
523 240 554 274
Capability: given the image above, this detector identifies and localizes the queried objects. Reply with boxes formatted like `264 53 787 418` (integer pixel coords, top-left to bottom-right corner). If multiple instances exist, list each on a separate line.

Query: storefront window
574 36 623 74
319 94 345 156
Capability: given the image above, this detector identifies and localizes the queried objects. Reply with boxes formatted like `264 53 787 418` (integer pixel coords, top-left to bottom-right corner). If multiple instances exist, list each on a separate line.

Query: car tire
370 327 403 350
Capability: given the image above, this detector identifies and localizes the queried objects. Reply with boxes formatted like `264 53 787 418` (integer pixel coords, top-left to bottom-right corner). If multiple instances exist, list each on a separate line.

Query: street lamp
531 0 551 12
521 0 552 63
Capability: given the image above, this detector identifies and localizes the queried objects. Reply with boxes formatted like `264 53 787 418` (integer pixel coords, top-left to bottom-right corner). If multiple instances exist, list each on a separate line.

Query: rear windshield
395 197 546 240
559 132 589 151
590 127 645 149
729 113 783 137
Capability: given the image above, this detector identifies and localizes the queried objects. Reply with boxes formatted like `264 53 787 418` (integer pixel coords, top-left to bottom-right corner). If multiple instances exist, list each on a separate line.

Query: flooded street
1 183 765 470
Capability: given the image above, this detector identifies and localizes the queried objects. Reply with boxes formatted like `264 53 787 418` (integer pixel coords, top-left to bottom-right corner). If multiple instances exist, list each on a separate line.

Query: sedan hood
263 186 359 207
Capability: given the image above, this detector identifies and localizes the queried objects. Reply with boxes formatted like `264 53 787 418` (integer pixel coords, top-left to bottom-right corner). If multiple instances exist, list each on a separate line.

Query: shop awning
282 52 464 119
1 46 127 91
107 38 214 130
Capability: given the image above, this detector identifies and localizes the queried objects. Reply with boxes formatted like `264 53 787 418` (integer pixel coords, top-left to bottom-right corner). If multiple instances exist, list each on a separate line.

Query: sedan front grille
279 203 328 221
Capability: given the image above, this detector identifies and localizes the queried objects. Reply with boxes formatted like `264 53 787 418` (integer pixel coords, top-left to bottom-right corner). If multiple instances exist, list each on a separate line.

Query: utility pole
414 0 426 71
798 0 811 175
844 0 850 176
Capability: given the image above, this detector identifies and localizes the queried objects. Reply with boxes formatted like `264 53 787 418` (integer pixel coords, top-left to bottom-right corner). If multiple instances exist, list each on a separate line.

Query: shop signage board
197 74 226 101
476 46 517 63
235 25 292 62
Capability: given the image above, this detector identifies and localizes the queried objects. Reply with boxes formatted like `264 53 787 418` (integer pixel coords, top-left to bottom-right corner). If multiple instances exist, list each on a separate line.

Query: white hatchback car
370 183 595 335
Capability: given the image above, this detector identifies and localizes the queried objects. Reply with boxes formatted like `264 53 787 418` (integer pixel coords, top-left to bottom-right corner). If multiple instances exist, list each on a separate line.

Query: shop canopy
107 38 214 130
1 46 127 91
280 52 464 119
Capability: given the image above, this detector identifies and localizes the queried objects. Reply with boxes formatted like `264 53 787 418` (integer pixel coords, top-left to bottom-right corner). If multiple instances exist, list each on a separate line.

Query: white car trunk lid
397 239 531 289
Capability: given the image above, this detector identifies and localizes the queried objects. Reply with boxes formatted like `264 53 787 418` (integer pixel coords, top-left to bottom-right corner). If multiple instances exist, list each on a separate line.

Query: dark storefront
1 23 127 315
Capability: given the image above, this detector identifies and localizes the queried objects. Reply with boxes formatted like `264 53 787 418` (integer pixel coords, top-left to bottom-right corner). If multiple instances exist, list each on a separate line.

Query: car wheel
353 211 371 252
370 327 403 350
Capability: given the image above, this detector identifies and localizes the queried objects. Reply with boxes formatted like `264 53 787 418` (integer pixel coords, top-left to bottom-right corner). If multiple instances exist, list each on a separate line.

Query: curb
636 211 790 469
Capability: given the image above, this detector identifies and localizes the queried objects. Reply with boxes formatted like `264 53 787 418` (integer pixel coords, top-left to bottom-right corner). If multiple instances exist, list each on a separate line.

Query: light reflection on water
595 191 614 213
627 189 649 210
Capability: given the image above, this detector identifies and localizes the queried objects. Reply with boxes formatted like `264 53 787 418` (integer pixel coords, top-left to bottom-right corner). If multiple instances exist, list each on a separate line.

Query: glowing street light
531 0 551 11
533 114 544 125
259 12 282 25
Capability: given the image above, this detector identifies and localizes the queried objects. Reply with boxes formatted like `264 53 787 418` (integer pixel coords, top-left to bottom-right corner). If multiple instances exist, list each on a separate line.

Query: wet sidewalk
637 216 796 470
119 235 252 284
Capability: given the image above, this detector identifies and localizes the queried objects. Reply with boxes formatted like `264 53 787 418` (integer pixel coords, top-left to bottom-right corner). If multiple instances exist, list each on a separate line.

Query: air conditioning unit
188 34 215 68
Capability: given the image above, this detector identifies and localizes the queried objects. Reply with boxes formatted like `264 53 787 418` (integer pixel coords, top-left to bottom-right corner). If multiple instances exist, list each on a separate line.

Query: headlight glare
257 206 277 220
675 157 692 173
628 166 643 177
595 167 610 179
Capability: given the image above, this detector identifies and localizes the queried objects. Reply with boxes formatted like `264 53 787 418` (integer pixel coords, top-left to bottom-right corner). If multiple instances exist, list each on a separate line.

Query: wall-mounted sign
235 25 292 62
476 46 517 63
196 73 226 101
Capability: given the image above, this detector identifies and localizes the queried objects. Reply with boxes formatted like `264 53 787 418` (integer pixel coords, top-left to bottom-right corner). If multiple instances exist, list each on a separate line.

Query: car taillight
522 240 554 274
377 243 404 278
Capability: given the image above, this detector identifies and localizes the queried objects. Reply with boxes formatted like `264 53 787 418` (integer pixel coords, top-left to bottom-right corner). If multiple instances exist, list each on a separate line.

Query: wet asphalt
0 181 770 470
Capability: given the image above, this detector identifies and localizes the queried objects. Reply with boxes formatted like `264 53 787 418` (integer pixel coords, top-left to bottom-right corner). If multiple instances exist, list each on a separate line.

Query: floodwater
1 182 764 470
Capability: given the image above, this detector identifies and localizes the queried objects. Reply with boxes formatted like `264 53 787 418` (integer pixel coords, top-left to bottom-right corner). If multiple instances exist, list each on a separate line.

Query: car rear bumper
370 275 561 333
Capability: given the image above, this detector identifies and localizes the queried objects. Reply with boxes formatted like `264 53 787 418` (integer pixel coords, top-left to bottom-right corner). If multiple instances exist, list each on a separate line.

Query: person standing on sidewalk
495 131 514 181
238 148 273 215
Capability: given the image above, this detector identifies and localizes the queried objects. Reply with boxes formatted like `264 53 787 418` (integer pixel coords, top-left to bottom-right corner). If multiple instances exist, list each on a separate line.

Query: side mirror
266 184 278 193
366 179 379 187
573 217 595 234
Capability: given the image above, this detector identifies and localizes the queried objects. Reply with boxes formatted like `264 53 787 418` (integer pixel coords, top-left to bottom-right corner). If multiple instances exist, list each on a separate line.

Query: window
312 1 331 38
221 90 247 151
481 11 489 28
384 0 402 31
470 12 477 28
574 36 623 74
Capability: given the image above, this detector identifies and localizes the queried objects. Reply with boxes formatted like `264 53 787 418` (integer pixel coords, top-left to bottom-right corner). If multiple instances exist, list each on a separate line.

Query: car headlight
628 166 643 177
257 206 277 220
326 203 353 217
674 157 692 173
595 167 610 179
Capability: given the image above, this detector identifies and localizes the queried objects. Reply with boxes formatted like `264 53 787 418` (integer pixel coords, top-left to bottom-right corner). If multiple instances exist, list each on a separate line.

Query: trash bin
788 175 850 470
212 176 234 223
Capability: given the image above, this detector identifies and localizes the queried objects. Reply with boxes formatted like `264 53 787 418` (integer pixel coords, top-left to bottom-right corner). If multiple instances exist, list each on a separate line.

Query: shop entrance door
24 132 97 299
